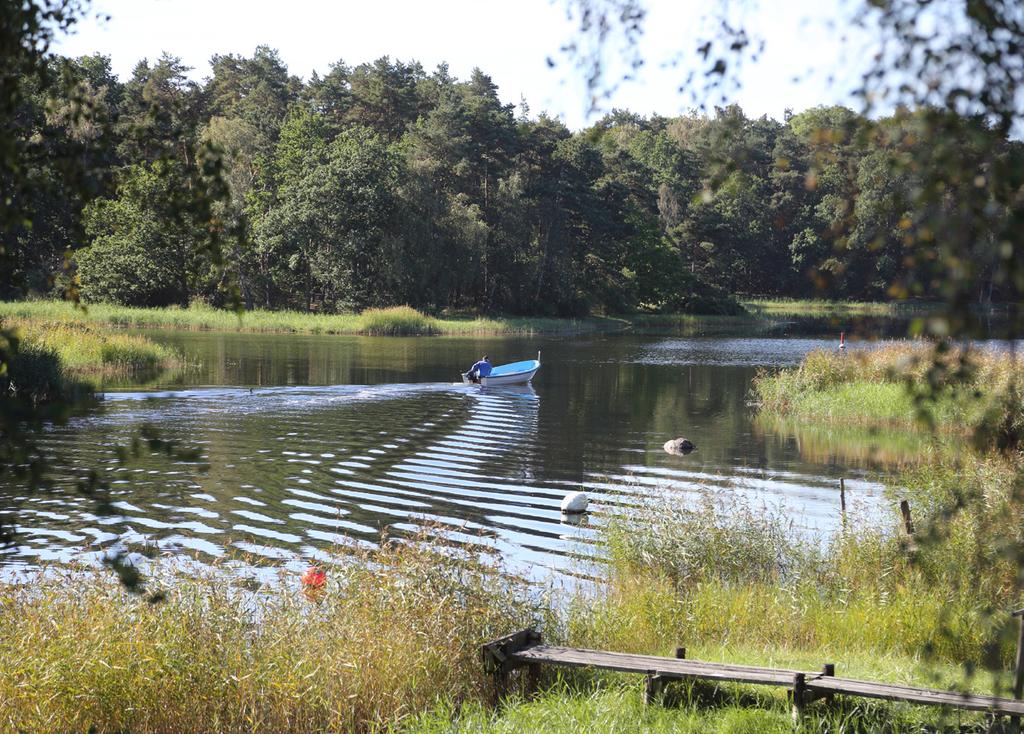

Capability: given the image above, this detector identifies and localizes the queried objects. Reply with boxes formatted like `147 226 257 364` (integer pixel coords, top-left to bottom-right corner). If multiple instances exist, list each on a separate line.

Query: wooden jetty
482 627 1024 720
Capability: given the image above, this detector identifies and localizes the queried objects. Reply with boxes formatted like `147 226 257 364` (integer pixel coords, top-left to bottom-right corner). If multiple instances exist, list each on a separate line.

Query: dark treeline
6 46 1021 316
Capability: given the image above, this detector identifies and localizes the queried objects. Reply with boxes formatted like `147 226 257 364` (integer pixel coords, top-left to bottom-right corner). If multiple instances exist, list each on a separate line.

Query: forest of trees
5 46 1021 316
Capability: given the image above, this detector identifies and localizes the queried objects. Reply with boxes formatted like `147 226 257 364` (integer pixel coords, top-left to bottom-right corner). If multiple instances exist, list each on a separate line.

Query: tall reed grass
742 298 939 318
0 535 535 734
572 481 1021 672
0 301 602 336
357 306 439 335
5 317 182 374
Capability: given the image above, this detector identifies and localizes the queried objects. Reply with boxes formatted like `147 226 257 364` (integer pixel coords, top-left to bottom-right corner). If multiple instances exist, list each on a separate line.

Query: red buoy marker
839 332 846 350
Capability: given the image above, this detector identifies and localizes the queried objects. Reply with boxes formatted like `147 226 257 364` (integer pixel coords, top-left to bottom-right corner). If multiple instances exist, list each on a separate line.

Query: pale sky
55 0 874 129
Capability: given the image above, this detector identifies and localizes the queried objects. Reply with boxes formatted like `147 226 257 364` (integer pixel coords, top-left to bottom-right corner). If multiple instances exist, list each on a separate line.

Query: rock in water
663 438 696 455
560 491 589 514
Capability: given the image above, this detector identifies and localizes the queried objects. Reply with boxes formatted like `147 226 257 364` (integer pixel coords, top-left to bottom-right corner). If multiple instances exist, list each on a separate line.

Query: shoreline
0 299 951 338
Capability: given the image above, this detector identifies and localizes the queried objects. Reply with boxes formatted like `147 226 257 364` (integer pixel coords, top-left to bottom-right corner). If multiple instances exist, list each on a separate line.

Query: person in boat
466 355 492 383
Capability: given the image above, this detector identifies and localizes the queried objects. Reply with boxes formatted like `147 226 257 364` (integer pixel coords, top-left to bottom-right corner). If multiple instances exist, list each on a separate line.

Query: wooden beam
792 672 807 722
481 627 542 705
484 632 1024 717
1013 612 1024 730
900 499 915 535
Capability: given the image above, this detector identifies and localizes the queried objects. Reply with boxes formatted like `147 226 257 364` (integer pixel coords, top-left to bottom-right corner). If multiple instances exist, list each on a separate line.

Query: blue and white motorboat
462 352 541 386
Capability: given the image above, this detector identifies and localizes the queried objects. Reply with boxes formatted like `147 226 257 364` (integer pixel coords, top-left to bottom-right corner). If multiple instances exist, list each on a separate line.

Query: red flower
301 566 327 589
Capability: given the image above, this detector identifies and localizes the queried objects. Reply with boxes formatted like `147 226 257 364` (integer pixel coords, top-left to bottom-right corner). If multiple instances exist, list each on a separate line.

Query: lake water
1 328 896 582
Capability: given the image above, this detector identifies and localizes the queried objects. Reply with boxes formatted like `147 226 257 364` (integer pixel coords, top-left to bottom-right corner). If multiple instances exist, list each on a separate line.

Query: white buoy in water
561 491 589 514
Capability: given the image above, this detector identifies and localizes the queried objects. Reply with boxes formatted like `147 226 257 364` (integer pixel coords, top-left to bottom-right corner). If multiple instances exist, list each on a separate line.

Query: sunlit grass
742 298 940 318
357 305 440 335
4 317 182 375
0 535 535 734
586 490 1008 667
400 677 987 733
753 344 1024 439
0 301 610 336
400 687 796 734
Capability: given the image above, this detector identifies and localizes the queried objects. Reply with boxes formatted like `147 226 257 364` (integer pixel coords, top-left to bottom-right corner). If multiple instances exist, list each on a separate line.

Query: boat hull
463 366 539 386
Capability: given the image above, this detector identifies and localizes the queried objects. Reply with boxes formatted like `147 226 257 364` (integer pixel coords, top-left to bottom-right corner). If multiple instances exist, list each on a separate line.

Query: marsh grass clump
570 483 1018 669
604 492 806 587
753 345 1024 443
741 298 933 318
0 534 536 734
6 317 182 374
357 305 440 336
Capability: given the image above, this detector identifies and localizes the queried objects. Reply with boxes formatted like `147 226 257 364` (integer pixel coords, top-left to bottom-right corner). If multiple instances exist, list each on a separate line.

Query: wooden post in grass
645 647 686 704
525 662 540 700
839 478 847 530
821 663 836 706
481 627 541 706
644 670 659 704
900 499 915 535
792 672 807 722
1012 608 1024 730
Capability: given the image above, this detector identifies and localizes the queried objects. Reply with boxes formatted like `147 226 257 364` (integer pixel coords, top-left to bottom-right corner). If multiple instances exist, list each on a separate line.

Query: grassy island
1 317 185 405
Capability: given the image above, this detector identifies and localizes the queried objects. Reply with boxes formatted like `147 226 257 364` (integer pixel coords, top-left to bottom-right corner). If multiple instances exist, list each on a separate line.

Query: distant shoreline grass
0 299 959 339
741 298 944 318
0 301 621 336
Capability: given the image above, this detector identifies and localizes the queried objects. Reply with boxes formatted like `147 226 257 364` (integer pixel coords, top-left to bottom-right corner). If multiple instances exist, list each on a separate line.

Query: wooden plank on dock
806 676 1024 716
509 645 803 686
481 629 1024 718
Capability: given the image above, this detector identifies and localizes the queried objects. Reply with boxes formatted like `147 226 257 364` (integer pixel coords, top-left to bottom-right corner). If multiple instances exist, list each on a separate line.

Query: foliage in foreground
401 687 797 734
0 314 174 429
0 536 535 734
3 457 1022 731
399 683 990 734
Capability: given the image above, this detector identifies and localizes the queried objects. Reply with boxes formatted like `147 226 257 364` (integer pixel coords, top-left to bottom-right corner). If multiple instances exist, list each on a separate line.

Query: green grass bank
753 344 1024 442
741 298 941 319
1 317 184 405
6 318 183 375
0 301 618 336
1 298 949 338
